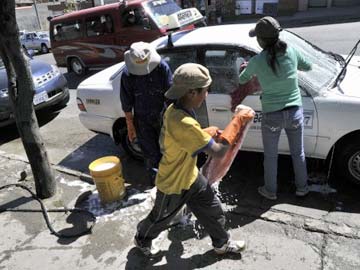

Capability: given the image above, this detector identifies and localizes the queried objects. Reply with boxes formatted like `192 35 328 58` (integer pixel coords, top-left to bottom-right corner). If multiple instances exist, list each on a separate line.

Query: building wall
16 3 50 31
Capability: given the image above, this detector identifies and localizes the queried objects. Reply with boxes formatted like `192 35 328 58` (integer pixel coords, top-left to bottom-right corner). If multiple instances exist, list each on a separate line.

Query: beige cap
165 63 212 99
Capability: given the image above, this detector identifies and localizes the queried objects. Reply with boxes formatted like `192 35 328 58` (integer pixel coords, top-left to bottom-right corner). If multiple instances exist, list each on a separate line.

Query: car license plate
177 10 192 24
33 91 49 105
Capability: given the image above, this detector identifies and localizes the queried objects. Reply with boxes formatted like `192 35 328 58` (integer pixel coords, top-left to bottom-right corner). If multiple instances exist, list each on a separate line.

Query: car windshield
143 0 182 28
281 30 343 95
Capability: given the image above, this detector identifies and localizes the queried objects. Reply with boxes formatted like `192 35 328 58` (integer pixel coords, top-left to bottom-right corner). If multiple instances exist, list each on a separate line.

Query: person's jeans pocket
288 107 303 130
262 112 282 132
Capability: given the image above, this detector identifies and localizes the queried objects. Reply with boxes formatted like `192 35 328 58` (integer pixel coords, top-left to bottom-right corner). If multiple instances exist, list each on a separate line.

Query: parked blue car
0 53 69 127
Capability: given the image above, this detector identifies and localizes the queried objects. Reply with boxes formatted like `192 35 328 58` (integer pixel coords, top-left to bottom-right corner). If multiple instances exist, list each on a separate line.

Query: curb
0 151 93 184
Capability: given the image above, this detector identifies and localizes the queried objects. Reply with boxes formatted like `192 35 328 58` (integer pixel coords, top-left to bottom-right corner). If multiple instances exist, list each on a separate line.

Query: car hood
0 59 52 90
338 55 360 98
30 59 52 77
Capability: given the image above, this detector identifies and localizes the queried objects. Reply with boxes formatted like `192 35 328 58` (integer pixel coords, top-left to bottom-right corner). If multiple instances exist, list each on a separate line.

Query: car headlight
0 88 8 98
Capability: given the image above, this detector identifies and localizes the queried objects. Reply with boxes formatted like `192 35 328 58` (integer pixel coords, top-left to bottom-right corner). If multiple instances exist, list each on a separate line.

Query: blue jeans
261 106 308 195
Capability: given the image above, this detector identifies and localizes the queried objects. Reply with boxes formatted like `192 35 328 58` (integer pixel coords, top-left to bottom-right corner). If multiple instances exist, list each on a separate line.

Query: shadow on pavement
0 109 61 145
58 134 151 188
58 134 124 174
125 244 242 270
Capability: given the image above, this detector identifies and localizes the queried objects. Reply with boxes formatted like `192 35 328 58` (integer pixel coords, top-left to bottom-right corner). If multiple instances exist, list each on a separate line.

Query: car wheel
119 126 144 160
41 44 49 54
334 141 360 185
70 58 86 76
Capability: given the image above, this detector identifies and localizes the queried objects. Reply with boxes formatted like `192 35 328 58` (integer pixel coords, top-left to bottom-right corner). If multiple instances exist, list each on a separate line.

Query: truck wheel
70 58 86 76
41 44 49 54
119 126 144 161
334 141 360 185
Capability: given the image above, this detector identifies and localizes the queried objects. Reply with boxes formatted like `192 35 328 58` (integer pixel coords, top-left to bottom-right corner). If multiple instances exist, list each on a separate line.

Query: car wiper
329 52 345 65
334 38 360 87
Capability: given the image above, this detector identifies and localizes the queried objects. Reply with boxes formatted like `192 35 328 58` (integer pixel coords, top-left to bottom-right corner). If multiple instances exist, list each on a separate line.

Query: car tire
41 44 49 54
119 126 144 161
70 58 86 76
334 141 360 185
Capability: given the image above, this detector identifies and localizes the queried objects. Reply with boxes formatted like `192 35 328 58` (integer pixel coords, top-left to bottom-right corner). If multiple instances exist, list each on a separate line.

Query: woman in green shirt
239 16 312 200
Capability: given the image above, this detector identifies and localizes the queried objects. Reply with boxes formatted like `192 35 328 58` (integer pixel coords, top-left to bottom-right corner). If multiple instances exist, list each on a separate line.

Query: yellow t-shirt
155 104 213 194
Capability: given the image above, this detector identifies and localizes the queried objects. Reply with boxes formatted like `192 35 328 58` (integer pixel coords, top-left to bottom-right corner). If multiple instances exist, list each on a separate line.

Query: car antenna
166 29 178 48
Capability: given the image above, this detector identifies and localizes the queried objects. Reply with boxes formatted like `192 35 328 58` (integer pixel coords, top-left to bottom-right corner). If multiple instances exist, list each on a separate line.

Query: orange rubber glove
203 126 220 138
219 105 255 145
125 112 136 142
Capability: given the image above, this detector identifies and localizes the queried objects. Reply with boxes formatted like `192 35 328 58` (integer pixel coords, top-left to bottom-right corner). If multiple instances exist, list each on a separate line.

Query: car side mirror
142 17 151 30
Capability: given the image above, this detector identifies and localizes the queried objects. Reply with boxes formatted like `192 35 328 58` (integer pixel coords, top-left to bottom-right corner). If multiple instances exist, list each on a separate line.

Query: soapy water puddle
60 177 152 221
60 171 340 236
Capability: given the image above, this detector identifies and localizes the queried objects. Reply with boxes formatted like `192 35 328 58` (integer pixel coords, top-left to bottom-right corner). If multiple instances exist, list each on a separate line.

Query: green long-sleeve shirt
239 46 312 113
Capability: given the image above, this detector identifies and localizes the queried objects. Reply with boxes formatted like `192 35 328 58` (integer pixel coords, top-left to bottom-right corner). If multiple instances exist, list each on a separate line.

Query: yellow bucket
89 156 126 204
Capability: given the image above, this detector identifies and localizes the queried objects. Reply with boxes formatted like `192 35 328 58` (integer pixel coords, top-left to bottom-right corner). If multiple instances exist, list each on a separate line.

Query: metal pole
33 0 41 30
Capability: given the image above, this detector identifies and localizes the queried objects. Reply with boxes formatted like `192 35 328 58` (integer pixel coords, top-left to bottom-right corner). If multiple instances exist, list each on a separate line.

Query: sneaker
258 186 277 200
134 237 161 257
296 188 309 197
214 240 246 255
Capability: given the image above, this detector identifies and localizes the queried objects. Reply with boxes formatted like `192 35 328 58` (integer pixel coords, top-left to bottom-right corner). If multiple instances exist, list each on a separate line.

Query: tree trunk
0 1 56 198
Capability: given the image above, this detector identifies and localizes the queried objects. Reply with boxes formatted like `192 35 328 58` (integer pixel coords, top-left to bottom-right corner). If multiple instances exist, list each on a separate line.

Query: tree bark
0 0 56 198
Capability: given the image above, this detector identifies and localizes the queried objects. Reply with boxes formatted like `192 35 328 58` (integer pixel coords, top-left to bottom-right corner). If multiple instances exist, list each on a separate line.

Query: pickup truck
20 31 51 54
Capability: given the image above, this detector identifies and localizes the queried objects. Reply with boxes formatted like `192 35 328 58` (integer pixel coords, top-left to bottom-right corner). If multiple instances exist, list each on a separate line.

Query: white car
76 24 360 185
20 31 51 54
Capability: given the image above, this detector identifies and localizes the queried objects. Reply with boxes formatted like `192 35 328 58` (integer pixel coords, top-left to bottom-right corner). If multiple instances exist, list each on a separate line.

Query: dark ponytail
263 37 287 75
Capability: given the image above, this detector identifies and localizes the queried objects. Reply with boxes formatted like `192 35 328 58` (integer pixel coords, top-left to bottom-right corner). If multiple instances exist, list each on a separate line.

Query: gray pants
135 173 229 248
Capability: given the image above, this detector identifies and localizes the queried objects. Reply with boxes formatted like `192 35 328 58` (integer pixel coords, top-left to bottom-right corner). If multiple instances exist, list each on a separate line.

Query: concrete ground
1 150 360 270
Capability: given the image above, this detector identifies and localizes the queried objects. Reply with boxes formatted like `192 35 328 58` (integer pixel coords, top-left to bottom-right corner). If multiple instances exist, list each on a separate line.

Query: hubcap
348 150 360 182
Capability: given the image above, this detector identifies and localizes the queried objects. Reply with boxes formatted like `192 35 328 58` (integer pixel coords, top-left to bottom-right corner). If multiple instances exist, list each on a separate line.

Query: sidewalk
226 6 360 27
1 151 360 269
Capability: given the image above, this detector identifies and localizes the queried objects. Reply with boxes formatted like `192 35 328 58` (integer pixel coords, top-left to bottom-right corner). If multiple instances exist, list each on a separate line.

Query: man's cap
165 63 212 100
124 42 161 75
249 16 282 39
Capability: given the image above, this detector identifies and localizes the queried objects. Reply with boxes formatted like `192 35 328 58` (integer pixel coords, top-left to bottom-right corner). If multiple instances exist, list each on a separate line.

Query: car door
31 33 40 50
201 47 255 129
24 33 34 49
84 14 118 67
241 83 318 157
199 46 318 157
